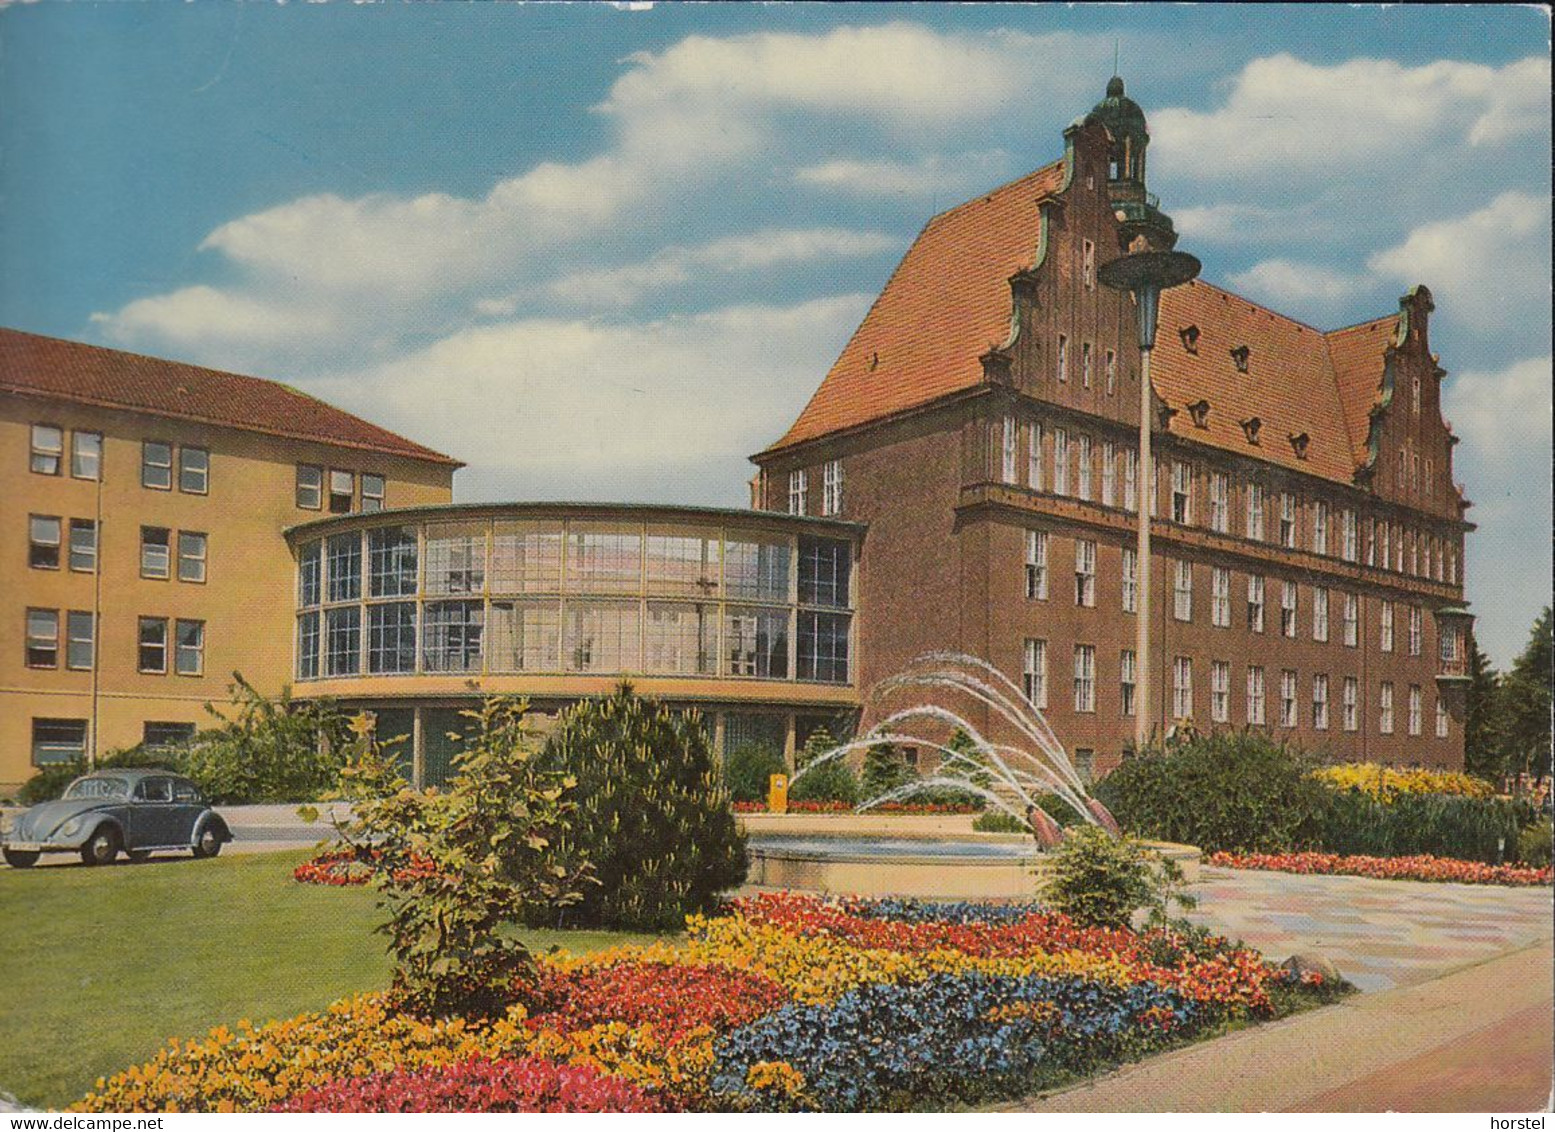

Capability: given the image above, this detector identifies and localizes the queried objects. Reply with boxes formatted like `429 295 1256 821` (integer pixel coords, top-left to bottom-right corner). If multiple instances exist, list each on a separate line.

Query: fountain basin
741 820 1200 900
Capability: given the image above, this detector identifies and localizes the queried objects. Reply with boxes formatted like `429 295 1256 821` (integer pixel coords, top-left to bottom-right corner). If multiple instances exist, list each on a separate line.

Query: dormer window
1289 432 1310 460
1230 345 1250 373
1240 417 1262 445
1179 325 1200 353
1188 399 1210 429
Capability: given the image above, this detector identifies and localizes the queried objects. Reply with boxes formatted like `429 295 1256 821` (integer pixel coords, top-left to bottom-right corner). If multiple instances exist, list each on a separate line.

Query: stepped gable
1 327 460 465
766 159 1066 452
1325 315 1402 468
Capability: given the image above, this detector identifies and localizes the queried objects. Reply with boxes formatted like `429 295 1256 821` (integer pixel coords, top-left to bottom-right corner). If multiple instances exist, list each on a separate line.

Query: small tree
724 742 788 803
329 698 589 1019
789 728 860 805
1463 634 1504 782
183 673 350 803
538 686 747 931
859 743 917 800
1500 607 1553 790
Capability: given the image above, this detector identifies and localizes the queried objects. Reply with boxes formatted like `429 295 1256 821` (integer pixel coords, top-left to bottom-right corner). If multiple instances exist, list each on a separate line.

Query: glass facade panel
324 606 361 676
797 610 850 683
725 606 789 678
568 523 642 594
566 600 640 672
644 528 720 597
325 533 362 602
725 537 790 603
797 537 851 608
297 611 320 679
423 600 484 672
367 602 418 673
491 522 564 593
298 542 322 607
424 523 486 595
645 602 717 675
369 526 419 598
488 598 563 672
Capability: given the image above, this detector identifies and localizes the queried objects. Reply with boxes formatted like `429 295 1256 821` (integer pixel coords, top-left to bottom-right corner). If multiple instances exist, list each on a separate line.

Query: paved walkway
1183 866 1555 992
1006 938 1554 1112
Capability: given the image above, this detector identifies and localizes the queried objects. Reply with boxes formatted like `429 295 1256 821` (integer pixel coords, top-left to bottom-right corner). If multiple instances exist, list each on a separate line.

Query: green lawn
0 849 660 1110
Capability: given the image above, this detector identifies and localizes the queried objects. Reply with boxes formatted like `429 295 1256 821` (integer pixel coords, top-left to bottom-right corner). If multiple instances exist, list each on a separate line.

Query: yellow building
0 329 459 793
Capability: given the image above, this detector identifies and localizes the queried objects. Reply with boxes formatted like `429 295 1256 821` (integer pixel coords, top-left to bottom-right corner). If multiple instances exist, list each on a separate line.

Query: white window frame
1379 682 1395 734
787 469 808 515
1172 656 1193 720
1105 349 1117 395
1120 649 1137 717
1052 429 1069 496
1380 601 1394 653
1408 606 1422 656
1408 684 1422 736
1000 418 1018 484
1343 593 1359 647
1211 660 1230 723
30 424 64 476
1211 567 1230 627
1173 559 1193 622
1435 698 1449 738
1342 508 1358 562
1172 461 1192 525
1281 581 1298 639
1075 539 1096 607
1209 471 1229 533
1279 492 1296 548
296 464 324 510
1082 239 1095 289
1023 638 1048 709
1247 666 1266 726
1101 441 1116 505
1313 674 1330 731
1313 586 1329 642
1123 448 1138 512
1077 435 1093 500
1073 644 1096 713
1247 575 1265 634
1312 500 1329 555
1027 422 1044 490
1121 548 1137 614
1343 676 1359 732
1057 334 1068 383
1245 482 1265 541
1280 669 1298 728
1024 530 1049 601
822 459 844 515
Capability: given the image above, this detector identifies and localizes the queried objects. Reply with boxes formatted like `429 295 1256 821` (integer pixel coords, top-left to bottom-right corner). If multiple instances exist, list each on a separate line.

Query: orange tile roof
0 328 460 466
769 160 1067 450
762 162 1404 489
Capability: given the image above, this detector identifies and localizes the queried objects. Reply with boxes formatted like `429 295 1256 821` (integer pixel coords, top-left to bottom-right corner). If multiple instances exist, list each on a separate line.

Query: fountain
742 653 1195 898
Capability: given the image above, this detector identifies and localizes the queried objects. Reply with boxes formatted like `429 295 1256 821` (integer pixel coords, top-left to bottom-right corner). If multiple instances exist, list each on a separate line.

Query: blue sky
1 3 1549 665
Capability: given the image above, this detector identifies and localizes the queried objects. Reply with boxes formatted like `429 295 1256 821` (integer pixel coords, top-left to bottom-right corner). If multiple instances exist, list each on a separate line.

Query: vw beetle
2 769 232 867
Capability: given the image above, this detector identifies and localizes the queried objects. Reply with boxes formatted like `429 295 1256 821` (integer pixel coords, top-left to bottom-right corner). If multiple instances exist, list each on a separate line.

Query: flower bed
732 801 980 815
1311 763 1496 802
1208 850 1553 887
76 894 1333 1113
292 848 441 887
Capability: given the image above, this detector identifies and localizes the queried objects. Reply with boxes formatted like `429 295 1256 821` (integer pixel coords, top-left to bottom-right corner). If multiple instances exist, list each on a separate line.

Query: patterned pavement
1183 866 1555 992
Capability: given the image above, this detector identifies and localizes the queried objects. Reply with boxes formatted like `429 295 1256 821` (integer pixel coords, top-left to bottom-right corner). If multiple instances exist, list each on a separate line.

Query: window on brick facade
1281 581 1298 638
1247 575 1265 634
1209 471 1228 532
1211 567 1230 627
1027 423 1044 490
1313 586 1329 642
1313 500 1329 555
1231 345 1251 373
1052 429 1069 496
1171 461 1192 524
1435 698 1449 738
1343 677 1359 732
1073 645 1095 713
1172 656 1193 720
1211 660 1230 723
1341 509 1358 562
1023 638 1047 709
1343 593 1359 647
1179 325 1199 353
1105 349 1117 395
1000 418 1018 484
1408 685 1422 736
1082 239 1095 289
1123 448 1137 512
1379 682 1395 734
787 469 808 515
1077 435 1093 500
1313 674 1330 731
1174 560 1193 622
1279 492 1296 548
1024 530 1048 600
1121 548 1137 614
1380 601 1394 652
1057 335 1068 383
1280 669 1298 728
1075 540 1096 607
1082 342 1093 388
1101 441 1116 505
1245 483 1265 540
1247 666 1266 726
1408 606 1422 656
822 459 844 515
1121 649 1137 717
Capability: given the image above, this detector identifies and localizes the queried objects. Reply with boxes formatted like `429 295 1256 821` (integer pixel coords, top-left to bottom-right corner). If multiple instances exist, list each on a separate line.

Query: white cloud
1152 53 1550 185
1227 259 1371 309
1442 354 1552 469
795 150 1011 199
534 228 897 308
91 285 336 366
313 295 872 495
1368 191 1552 334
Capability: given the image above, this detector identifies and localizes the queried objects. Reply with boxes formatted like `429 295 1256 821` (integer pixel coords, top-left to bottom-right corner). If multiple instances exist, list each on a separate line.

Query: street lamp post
1098 249 1200 749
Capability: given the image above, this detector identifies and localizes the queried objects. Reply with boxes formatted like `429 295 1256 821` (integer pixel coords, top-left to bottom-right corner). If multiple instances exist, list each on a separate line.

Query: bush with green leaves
1517 818 1553 868
14 745 189 805
181 674 351 803
859 743 918 801
1095 731 1331 854
1044 827 1153 930
788 728 860 806
535 686 747 931
723 742 788 804
972 810 1026 833
1317 788 1534 864
325 698 590 1020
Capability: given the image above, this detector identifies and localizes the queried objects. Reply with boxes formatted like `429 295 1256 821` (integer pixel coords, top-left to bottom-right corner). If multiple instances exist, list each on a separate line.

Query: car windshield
62 777 132 800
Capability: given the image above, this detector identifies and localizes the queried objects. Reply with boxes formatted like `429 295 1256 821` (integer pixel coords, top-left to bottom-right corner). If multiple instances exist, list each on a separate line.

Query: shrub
181 674 351 803
15 745 185 805
724 743 788 804
537 686 748 932
1316 789 1532 864
859 744 917 801
332 698 590 1019
1518 818 1553 869
1043 826 1158 930
1095 731 1330 854
972 811 1026 833
789 729 860 806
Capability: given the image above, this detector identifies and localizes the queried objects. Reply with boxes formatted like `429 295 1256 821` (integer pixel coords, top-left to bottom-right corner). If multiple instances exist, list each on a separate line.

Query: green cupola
1084 75 1178 250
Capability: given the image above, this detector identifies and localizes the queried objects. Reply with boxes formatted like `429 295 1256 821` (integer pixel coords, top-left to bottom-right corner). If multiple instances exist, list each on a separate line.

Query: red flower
1208 851 1552 887
273 1057 663 1112
528 961 789 1045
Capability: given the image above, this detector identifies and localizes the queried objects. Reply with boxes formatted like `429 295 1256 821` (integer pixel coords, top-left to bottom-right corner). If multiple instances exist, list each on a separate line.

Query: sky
1 3 1549 667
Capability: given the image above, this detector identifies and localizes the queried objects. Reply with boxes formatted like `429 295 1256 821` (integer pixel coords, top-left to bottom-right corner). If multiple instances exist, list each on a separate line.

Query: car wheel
80 827 120 867
193 827 223 859
127 849 153 863
3 848 40 869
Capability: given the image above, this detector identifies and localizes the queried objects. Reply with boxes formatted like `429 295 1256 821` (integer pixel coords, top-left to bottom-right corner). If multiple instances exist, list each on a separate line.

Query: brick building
751 77 1474 775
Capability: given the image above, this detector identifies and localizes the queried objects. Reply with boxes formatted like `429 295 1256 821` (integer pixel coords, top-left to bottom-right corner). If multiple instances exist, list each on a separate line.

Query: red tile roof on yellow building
768 159 1066 451
762 162 1404 489
0 328 461 466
